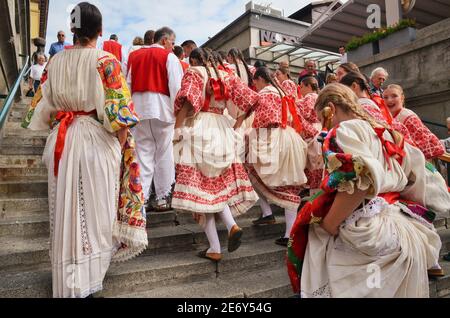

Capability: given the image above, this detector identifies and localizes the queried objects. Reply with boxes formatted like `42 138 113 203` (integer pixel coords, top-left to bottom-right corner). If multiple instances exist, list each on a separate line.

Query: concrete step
1 135 47 148
116 267 292 298
0 155 44 168
429 261 450 298
0 204 278 237
4 122 49 137
0 217 287 270
0 196 48 219
0 239 288 298
0 145 46 156
0 155 47 180
0 178 48 198
0 215 49 237
8 110 28 123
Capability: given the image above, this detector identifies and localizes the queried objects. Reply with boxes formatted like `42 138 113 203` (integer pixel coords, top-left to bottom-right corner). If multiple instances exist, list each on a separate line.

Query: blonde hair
384 84 404 96
315 83 387 130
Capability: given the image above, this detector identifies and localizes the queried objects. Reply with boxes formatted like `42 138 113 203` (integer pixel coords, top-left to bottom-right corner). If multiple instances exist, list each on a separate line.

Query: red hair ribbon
374 127 406 170
54 110 97 176
282 96 303 134
202 78 229 112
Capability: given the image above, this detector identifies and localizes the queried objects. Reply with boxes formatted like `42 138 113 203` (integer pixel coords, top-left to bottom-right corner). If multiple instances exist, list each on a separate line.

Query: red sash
372 94 393 125
281 96 303 134
54 110 97 176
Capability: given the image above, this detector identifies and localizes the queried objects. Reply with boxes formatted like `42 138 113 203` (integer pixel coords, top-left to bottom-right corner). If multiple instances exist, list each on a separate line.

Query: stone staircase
0 98 449 298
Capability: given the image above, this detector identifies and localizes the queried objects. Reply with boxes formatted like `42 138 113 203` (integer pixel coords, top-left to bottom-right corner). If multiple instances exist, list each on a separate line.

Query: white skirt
43 116 121 298
172 112 258 216
301 200 442 298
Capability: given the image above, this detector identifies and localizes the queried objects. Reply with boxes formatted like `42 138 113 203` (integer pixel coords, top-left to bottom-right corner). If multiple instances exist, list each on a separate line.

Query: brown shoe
428 268 445 278
228 225 243 253
197 249 222 262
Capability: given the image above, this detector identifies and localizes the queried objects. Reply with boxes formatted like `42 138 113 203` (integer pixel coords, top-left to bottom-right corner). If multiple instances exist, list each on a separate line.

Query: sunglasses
58 34 65 37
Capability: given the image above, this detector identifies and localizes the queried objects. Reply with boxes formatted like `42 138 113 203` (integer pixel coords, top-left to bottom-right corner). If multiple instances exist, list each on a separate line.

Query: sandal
152 198 172 212
228 225 243 253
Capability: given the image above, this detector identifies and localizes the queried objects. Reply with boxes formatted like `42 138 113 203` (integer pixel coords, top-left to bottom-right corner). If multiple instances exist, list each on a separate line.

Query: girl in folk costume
213 51 234 76
296 76 324 192
340 72 415 145
22 2 147 298
172 48 259 261
335 62 360 82
247 67 309 247
226 48 257 127
275 62 298 100
287 84 450 298
383 84 446 160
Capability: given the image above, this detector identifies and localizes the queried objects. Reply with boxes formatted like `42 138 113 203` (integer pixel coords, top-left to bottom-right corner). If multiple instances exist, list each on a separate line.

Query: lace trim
49 173 57 257
79 170 92 256
301 283 332 298
344 197 388 226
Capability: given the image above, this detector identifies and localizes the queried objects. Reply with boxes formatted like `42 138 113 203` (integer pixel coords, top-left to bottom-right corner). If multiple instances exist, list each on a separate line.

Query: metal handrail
0 55 30 131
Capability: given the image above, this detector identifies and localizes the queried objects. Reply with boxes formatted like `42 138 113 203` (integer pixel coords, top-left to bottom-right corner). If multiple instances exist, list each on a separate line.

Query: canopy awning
300 0 450 52
254 42 341 71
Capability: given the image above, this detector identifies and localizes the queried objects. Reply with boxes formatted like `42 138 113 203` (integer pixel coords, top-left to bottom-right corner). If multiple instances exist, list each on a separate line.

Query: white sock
202 214 221 254
218 205 237 233
259 197 273 218
284 208 298 238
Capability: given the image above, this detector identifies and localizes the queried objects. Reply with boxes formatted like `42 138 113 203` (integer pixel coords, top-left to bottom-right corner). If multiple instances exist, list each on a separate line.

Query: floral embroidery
320 127 372 194
97 54 139 132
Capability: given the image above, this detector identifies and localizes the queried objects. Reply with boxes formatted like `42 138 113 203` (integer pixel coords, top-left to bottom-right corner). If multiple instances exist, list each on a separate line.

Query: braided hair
301 76 320 94
228 47 254 88
254 67 286 98
315 83 390 131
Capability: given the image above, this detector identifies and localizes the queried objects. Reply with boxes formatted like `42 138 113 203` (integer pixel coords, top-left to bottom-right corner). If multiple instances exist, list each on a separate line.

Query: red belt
54 110 97 176
281 96 302 134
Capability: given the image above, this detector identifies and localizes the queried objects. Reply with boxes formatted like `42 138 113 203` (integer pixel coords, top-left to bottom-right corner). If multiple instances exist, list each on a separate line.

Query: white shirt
30 63 46 81
127 44 183 123
340 53 348 64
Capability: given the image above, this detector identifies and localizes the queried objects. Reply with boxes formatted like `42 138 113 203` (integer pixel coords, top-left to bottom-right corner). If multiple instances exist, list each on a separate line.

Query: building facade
202 1 340 77
0 0 49 98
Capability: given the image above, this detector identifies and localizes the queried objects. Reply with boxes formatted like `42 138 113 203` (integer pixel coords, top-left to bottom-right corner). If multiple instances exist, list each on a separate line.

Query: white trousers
133 118 175 200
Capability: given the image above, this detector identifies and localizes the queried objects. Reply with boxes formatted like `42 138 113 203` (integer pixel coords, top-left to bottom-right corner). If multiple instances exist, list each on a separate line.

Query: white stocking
202 214 221 253
218 205 237 233
284 208 298 238
259 197 273 218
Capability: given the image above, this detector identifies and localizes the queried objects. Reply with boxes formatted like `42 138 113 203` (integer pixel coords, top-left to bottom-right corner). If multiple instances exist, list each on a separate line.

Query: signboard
260 30 300 46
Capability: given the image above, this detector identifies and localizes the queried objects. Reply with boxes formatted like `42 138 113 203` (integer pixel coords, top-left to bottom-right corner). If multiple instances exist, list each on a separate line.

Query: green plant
346 19 416 51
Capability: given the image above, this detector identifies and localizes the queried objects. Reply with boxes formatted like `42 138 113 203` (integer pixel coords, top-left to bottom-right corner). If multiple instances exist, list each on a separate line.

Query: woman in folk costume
287 84 450 298
23 2 147 298
340 72 414 145
275 62 298 100
172 48 259 261
383 84 446 160
296 76 324 192
247 67 309 247
225 48 256 127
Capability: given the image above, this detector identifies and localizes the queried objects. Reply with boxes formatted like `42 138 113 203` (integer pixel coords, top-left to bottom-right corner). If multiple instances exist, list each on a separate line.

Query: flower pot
347 41 379 63
379 27 417 53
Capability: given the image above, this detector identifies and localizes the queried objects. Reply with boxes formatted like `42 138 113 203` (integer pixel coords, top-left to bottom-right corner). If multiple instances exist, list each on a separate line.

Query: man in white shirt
127 27 183 211
339 46 348 64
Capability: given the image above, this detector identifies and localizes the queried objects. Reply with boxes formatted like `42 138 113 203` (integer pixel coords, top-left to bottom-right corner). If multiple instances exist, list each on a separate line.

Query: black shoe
275 237 289 247
444 252 450 262
252 214 276 225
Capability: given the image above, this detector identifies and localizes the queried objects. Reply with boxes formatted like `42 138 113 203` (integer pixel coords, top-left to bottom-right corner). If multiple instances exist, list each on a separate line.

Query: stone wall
357 18 450 138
